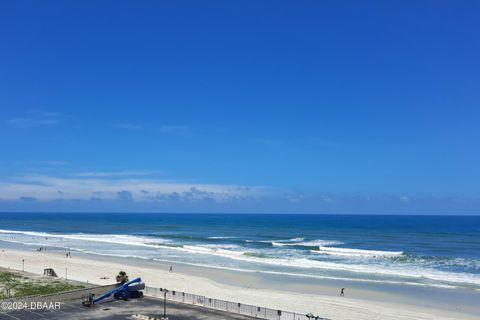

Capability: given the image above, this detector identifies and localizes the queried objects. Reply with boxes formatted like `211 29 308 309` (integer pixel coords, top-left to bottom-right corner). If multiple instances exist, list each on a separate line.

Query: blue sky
0 1 479 214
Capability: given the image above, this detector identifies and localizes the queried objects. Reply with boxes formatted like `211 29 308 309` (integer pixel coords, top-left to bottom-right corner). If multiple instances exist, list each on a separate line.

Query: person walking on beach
340 288 345 297
169 266 173 272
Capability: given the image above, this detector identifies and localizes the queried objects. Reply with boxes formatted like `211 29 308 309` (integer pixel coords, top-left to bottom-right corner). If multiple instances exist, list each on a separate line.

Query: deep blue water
1 213 479 290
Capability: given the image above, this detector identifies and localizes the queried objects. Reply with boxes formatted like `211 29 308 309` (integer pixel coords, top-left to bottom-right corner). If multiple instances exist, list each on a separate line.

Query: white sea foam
0 229 169 248
247 237 306 245
140 242 480 286
181 245 245 256
2 238 468 290
208 236 236 239
54 248 462 290
208 244 241 250
151 244 480 287
271 242 290 247
312 246 403 258
298 240 343 246
272 240 343 247
288 237 304 241
1 228 479 288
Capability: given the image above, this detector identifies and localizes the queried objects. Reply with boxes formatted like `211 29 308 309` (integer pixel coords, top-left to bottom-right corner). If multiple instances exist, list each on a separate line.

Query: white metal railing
144 286 327 320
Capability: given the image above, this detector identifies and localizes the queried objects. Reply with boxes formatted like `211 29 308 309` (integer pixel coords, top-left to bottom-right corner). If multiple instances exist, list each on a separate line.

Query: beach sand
0 247 477 320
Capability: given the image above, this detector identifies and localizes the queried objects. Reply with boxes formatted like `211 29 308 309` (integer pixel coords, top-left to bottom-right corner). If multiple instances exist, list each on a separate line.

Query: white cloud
5 110 64 128
160 125 189 136
6 118 59 128
71 170 157 177
43 160 69 166
0 174 268 203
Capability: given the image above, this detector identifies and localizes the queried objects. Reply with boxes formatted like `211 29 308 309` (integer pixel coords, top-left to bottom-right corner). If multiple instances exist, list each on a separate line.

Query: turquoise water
0 213 479 290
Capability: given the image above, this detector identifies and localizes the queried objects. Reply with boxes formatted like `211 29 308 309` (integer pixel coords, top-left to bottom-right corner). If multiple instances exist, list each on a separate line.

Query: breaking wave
1 228 479 290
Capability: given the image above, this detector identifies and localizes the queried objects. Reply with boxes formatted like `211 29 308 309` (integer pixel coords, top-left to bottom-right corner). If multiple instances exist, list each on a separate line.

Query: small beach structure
43 268 57 277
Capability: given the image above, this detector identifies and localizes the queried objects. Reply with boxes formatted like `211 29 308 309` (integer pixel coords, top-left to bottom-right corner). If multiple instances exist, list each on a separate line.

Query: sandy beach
1 247 477 320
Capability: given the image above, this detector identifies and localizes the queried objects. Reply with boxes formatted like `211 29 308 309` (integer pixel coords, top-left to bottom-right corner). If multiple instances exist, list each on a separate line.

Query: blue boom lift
83 277 145 306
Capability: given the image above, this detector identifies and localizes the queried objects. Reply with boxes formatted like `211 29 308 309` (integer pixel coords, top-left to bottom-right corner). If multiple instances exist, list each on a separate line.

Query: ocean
0 213 479 291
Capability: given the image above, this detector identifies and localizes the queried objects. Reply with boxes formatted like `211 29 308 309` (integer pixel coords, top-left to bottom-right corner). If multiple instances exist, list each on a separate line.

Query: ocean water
0 213 479 291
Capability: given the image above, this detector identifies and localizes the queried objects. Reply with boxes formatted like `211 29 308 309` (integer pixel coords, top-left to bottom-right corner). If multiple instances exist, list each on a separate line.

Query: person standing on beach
340 288 345 297
169 266 173 272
